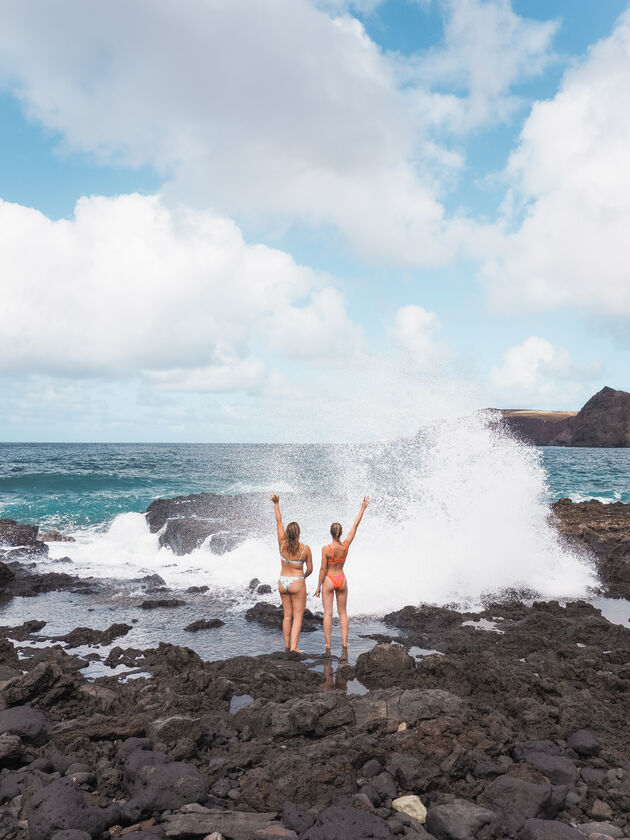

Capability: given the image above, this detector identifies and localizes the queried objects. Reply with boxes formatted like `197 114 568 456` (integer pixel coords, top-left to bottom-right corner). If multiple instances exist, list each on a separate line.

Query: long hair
285 521 300 555
330 522 342 540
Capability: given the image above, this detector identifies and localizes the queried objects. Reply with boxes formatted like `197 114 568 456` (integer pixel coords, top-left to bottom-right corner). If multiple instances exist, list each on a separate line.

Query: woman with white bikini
270 494 313 652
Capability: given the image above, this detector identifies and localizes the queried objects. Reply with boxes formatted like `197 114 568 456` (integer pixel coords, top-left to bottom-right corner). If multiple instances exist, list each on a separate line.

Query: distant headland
501 386 630 447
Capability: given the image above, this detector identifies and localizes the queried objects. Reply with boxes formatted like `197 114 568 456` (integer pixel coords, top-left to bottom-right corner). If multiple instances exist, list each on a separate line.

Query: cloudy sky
1 0 629 442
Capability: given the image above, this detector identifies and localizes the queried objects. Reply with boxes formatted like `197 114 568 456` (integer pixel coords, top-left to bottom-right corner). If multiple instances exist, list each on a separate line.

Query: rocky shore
2 500 630 839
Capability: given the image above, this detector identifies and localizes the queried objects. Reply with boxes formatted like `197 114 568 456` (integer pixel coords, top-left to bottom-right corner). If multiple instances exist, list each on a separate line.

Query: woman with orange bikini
314 496 370 659
270 494 313 653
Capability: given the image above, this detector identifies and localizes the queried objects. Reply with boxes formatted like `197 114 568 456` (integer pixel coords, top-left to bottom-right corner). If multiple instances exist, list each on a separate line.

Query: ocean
1 415 629 662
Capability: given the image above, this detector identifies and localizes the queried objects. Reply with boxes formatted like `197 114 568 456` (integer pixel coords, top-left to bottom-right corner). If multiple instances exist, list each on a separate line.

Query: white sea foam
45 410 597 614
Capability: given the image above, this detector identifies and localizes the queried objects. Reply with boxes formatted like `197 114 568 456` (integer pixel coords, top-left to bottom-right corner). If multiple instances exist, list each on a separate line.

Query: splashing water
43 410 596 614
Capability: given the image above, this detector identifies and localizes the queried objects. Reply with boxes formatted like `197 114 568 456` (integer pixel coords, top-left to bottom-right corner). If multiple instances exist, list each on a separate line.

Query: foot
325 647 332 657
290 646 304 653
340 645 348 662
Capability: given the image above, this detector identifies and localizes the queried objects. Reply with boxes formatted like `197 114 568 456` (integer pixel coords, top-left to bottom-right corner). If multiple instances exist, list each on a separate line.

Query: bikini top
280 542 306 567
327 542 348 566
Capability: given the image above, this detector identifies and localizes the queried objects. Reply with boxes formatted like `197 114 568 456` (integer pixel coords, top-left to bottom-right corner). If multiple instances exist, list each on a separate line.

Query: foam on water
44 410 597 614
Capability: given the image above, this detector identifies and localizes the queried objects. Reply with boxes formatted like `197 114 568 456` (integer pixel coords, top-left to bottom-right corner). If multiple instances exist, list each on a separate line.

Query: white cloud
0 0 556 266
392 305 449 371
490 336 602 406
412 0 559 132
482 9 630 315
0 193 358 384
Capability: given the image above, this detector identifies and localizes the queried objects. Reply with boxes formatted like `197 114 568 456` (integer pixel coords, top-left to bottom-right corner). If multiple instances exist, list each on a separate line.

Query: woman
270 494 313 652
314 496 370 658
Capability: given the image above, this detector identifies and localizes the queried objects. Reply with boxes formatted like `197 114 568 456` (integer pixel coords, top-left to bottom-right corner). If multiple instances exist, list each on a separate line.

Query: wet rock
140 599 186 609
426 799 496 840
0 619 46 640
245 602 323 632
184 619 225 632
567 730 601 758
0 519 39 546
0 560 15 589
0 706 49 744
27 777 119 840
355 643 416 687
39 529 75 542
7 569 97 597
58 623 132 647
160 518 217 555
257 584 272 594
186 585 209 593
522 819 587 840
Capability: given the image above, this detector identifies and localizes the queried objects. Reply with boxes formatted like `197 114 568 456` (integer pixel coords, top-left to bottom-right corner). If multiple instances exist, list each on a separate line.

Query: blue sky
1 0 630 442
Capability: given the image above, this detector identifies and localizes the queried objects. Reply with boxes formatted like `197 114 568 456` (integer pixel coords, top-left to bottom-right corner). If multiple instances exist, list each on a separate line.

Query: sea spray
46 410 597 613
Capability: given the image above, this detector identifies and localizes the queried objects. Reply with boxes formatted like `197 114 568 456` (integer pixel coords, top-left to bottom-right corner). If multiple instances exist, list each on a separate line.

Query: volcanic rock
184 618 225 632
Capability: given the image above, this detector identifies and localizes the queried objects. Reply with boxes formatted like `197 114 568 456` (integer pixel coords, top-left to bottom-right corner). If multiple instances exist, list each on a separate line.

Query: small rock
568 729 601 757
255 827 299 839
397 722 407 732
427 798 496 840
590 800 613 820
256 584 272 594
184 619 225 632
361 759 383 778
577 824 624 839
522 819 587 840
139 599 186 609
393 795 427 825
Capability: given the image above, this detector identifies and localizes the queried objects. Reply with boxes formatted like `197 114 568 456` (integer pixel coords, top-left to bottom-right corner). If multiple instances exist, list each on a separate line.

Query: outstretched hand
362 496 371 508
270 494 279 504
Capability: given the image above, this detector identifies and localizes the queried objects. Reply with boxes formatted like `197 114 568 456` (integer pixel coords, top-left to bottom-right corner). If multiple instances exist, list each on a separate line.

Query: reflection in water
321 660 348 692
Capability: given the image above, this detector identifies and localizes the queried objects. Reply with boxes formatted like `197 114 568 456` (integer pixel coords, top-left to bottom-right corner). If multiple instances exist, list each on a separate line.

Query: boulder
27 777 119 840
282 801 315 833
355 643 416 687
480 775 566 834
0 733 22 765
123 761 208 820
302 798 393 840
60 623 132 647
245 602 322 632
0 519 39 546
0 706 49 744
520 752 579 786
426 798 496 840
184 619 225 632
522 820 588 840
567 729 601 757
0 561 15 589
161 807 278 840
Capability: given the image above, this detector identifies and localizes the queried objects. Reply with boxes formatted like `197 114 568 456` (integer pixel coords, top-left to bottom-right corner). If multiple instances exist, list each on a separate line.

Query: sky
1 0 630 442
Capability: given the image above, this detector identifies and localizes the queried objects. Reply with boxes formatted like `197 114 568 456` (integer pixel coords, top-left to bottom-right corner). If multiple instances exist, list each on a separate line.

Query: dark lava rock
0 518 39 546
0 733 22 765
302 797 393 840
39 529 76 542
522 819 587 840
0 706 49 744
51 831 92 840
139 599 186 609
59 623 132 647
245 602 323 632
0 619 46 640
122 760 208 821
8 569 97 597
27 777 119 840
186 584 209 593
567 729 601 757
479 775 566 834
0 561 15 589
184 618 225 632
426 798 497 840
283 801 316 833
256 583 272 594
355 643 415 687
159 518 217 555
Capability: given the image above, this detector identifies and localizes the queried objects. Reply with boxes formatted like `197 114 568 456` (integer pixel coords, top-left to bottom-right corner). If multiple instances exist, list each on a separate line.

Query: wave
41 411 597 615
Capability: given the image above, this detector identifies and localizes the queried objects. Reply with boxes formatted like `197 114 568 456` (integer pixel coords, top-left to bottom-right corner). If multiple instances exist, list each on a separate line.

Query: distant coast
501 386 630 447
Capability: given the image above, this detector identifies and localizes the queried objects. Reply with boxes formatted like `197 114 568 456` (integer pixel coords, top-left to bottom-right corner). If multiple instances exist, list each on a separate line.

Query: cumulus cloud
0 0 556 266
392 305 449 371
482 9 630 316
412 0 559 132
490 336 603 406
0 193 358 384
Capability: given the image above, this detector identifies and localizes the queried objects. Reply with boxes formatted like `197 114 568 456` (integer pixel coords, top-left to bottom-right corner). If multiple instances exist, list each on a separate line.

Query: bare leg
279 585 293 651
322 577 334 653
336 581 349 652
289 581 307 652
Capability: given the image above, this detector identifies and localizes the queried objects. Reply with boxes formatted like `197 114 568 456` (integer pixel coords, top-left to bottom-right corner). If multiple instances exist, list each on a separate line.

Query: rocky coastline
1 501 630 839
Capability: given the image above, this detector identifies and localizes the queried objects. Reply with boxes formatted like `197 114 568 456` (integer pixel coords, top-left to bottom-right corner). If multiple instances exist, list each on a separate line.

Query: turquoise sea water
1 442 630 531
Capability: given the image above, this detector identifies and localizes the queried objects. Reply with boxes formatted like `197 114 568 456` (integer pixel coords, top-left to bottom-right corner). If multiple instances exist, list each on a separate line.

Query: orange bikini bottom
327 572 345 590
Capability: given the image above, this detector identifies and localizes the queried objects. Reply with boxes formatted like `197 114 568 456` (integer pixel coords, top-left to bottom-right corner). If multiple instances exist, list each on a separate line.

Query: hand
270 494 279 504
362 496 371 508
314 588 321 598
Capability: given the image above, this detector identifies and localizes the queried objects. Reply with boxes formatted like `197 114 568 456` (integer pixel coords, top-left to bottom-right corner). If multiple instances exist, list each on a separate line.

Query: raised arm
270 494 285 546
314 545 328 598
345 496 370 546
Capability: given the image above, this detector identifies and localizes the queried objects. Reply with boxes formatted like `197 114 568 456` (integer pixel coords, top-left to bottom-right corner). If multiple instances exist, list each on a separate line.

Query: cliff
501 386 630 447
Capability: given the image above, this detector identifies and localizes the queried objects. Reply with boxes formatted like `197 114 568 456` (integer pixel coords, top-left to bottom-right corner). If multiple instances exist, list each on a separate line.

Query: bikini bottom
326 572 346 591
279 575 304 592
